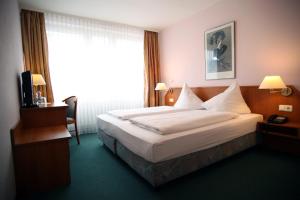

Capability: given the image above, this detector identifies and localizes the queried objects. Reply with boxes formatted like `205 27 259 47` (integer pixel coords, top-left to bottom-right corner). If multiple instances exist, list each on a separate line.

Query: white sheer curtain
45 13 144 134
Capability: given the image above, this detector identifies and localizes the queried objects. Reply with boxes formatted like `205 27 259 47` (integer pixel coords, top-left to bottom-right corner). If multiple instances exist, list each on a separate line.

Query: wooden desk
20 102 68 128
11 103 71 197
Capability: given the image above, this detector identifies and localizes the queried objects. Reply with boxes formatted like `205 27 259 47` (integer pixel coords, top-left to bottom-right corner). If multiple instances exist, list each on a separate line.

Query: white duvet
129 110 239 134
108 106 188 120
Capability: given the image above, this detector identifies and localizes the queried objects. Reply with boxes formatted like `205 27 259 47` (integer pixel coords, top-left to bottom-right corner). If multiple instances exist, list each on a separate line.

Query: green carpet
31 133 300 200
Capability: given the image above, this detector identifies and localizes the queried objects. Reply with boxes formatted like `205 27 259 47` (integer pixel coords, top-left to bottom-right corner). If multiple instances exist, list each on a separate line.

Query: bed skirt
98 129 260 187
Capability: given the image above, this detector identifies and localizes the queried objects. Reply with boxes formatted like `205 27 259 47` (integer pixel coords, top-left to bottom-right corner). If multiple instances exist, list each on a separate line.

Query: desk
11 103 71 197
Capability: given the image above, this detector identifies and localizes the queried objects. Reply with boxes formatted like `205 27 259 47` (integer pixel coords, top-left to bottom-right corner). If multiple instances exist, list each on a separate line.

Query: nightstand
257 121 300 155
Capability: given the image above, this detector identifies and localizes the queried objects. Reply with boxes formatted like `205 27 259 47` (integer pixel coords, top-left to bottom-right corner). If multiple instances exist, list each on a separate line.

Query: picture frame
204 21 235 80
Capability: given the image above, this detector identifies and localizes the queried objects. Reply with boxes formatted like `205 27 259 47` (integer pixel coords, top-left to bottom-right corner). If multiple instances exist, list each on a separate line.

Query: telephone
267 114 288 124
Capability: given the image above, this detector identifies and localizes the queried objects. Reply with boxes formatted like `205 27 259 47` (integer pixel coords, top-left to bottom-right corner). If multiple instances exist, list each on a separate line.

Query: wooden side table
257 121 300 155
11 103 71 197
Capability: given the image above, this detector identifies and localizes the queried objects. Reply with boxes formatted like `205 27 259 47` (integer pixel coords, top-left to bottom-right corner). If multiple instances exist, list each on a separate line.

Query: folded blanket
129 110 239 134
108 106 188 120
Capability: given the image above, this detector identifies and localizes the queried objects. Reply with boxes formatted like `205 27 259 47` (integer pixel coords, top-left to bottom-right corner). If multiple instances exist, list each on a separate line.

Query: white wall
0 0 24 199
159 0 300 90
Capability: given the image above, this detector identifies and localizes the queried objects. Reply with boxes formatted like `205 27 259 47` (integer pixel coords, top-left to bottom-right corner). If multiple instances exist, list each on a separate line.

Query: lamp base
34 93 47 104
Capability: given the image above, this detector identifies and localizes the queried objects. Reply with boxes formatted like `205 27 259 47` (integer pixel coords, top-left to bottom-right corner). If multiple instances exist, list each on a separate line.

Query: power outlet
279 105 293 112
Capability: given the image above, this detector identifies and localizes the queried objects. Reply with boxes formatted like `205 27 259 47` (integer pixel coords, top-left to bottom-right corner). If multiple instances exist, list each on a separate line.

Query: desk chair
63 96 80 144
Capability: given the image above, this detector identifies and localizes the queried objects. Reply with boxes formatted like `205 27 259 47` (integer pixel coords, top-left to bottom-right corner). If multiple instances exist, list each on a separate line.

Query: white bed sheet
108 106 188 120
97 113 263 163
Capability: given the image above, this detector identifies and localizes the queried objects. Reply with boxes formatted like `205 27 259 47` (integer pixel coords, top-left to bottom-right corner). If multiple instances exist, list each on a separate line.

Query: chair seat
67 117 75 124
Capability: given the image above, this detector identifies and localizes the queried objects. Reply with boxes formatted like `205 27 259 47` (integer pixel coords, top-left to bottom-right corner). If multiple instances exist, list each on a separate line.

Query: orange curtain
21 9 54 103
144 31 160 107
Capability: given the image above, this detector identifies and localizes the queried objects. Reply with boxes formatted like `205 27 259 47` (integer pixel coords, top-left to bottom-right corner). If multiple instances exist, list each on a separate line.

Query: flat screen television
20 71 36 107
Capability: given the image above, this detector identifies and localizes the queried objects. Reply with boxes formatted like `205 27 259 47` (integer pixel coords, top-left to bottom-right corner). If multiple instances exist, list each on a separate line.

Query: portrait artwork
205 22 235 80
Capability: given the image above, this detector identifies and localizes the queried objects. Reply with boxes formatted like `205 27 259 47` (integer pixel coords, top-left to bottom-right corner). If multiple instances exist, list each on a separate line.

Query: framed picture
205 22 235 80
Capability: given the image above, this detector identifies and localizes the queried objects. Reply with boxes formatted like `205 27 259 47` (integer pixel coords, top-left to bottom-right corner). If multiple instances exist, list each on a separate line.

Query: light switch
279 105 293 112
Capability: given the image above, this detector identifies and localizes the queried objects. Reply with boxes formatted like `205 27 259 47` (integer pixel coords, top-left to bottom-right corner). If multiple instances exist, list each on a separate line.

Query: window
45 13 144 133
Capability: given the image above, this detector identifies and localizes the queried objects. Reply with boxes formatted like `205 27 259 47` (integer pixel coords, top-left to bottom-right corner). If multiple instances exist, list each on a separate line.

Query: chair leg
74 121 80 145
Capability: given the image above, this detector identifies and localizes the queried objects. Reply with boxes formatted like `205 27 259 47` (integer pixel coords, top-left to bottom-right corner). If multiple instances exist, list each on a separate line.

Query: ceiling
18 0 222 31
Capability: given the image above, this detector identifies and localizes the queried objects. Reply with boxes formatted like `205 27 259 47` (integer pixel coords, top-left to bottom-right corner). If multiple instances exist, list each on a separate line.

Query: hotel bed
96 82 300 186
96 82 278 186
97 111 263 186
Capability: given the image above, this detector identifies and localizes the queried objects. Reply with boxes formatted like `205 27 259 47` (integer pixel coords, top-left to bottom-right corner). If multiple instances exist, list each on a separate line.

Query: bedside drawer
257 121 300 155
262 133 300 155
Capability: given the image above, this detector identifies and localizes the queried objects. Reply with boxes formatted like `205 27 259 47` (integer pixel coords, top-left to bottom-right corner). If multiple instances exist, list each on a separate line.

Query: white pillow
174 83 204 109
201 83 236 110
202 81 251 114
201 91 225 110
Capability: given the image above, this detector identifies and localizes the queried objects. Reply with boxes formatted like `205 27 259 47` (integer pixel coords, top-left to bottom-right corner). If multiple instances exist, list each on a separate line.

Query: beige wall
0 0 24 199
159 0 300 90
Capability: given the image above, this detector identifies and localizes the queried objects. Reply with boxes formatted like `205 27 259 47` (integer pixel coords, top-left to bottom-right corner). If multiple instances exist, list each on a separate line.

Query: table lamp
155 82 168 105
32 74 46 104
259 75 292 96
155 83 168 91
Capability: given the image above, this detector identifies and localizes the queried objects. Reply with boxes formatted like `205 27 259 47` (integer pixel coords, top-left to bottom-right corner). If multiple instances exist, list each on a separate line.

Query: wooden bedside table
257 121 300 155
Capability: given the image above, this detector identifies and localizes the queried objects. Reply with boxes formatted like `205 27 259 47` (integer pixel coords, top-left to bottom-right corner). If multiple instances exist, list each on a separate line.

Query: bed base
98 130 260 187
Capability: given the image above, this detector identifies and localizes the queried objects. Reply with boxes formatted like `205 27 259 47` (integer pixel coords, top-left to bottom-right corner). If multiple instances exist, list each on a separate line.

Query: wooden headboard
165 86 300 123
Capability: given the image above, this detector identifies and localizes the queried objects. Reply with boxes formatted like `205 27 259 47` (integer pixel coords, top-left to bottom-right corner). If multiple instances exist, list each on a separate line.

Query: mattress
97 113 263 163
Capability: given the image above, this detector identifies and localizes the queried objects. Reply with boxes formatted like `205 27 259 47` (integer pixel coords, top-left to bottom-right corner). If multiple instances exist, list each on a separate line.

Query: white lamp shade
259 76 287 89
155 83 168 91
32 74 46 86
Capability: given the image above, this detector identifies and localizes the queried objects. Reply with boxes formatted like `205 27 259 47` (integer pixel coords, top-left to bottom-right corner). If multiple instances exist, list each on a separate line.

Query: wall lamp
259 75 292 96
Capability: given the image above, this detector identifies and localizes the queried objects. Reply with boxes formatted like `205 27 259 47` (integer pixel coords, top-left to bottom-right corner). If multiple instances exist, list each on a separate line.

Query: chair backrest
62 96 78 119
